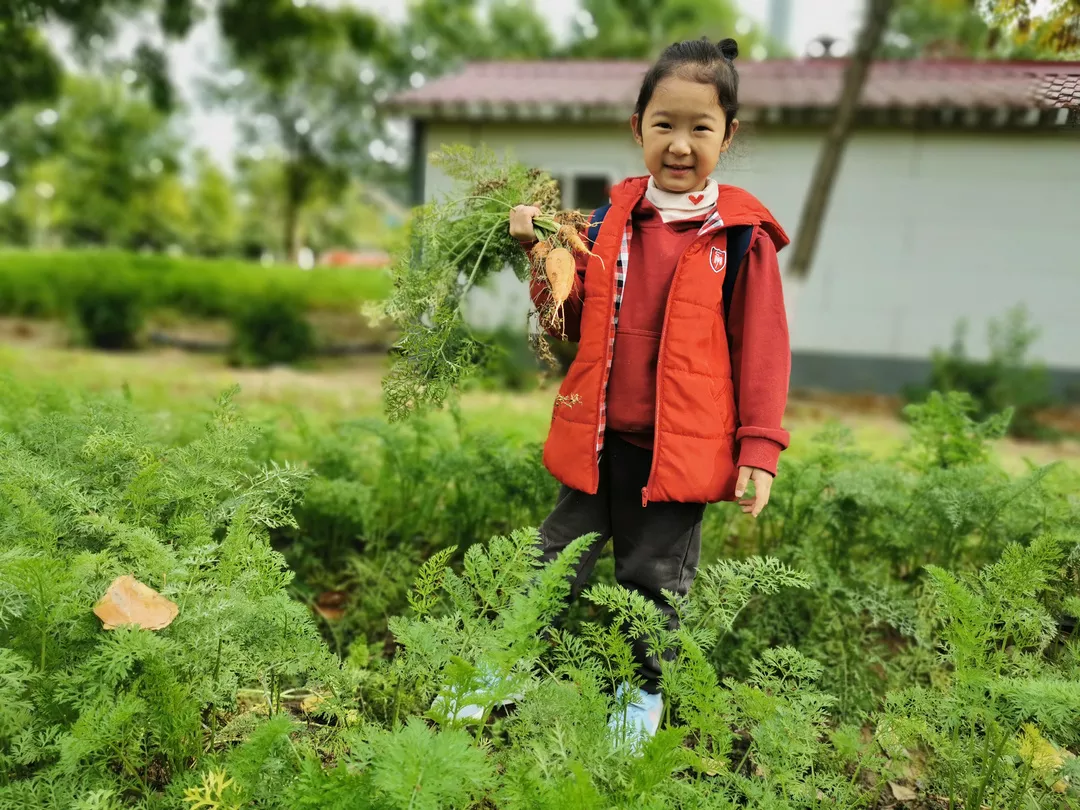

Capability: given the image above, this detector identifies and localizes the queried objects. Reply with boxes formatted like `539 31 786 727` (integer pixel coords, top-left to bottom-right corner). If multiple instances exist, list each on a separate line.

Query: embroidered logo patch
688 194 704 205
710 246 727 274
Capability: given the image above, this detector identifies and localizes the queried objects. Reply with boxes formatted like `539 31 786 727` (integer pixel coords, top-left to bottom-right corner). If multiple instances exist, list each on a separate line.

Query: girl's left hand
735 467 773 518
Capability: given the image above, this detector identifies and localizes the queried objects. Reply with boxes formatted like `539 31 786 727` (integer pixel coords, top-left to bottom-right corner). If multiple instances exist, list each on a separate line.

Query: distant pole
767 0 793 52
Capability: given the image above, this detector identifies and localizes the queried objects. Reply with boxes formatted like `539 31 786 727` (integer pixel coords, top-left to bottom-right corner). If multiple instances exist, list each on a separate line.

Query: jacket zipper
642 235 710 507
597 211 624 494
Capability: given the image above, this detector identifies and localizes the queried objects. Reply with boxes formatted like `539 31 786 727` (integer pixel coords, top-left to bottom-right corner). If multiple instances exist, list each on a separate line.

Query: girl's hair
633 37 740 139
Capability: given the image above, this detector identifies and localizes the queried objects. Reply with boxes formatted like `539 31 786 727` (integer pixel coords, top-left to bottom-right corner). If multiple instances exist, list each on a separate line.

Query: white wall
425 122 1080 370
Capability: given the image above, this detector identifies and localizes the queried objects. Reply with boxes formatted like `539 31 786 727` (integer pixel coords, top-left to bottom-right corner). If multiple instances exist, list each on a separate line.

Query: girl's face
631 75 738 194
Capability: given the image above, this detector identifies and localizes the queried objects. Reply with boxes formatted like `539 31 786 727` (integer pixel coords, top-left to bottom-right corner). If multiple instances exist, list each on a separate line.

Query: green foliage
906 305 1057 438
470 326 547 393
885 0 1080 60
0 20 62 116
0 250 389 322
877 534 1080 808
0 385 346 804
1 373 1078 807
0 75 187 250
380 145 561 421
278 415 556 656
228 290 317 368
705 393 1076 720
189 151 241 258
70 273 145 350
564 0 768 59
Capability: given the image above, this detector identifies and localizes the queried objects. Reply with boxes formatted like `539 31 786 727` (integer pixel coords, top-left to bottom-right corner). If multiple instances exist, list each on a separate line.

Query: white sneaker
608 681 663 751
430 664 525 723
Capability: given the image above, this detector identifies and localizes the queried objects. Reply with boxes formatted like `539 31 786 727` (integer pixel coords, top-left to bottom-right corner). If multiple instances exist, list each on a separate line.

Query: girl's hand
735 467 773 518
509 204 542 241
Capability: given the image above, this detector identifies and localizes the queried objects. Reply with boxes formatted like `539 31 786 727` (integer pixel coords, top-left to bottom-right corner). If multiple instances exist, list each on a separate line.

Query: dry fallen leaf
313 590 347 621
94 575 178 631
889 782 918 802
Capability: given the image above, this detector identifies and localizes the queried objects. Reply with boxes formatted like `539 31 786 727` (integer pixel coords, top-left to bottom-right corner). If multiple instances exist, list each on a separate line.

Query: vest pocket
709 376 737 437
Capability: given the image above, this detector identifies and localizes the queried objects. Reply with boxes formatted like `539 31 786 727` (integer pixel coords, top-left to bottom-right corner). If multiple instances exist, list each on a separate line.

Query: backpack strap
722 224 754 322
586 203 611 249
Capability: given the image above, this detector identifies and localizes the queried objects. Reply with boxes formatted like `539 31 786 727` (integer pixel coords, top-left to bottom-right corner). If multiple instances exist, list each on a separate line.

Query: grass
2 340 1077 476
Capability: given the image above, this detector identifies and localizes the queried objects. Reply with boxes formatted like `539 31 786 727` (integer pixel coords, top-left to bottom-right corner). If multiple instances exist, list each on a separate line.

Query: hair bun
717 37 739 60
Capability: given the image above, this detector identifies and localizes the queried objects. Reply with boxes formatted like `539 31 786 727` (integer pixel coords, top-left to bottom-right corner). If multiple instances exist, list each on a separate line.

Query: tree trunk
283 161 308 264
786 0 897 281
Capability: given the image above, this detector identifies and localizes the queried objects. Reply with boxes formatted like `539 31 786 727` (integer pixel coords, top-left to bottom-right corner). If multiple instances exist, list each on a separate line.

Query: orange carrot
544 247 576 305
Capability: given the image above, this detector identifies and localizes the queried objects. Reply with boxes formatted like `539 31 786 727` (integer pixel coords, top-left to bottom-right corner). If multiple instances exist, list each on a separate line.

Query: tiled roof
387 58 1080 119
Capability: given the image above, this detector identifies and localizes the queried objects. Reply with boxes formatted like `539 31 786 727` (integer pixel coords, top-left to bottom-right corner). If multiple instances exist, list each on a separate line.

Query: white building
388 58 1080 397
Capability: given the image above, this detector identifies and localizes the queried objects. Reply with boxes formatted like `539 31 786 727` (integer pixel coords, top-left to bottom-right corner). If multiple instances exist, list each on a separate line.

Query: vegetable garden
1 150 1078 809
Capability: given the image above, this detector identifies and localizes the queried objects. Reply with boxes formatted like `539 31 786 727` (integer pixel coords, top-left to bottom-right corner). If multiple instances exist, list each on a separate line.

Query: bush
70 276 145 349
905 306 1057 439
471 327 546 392
229 291 317 367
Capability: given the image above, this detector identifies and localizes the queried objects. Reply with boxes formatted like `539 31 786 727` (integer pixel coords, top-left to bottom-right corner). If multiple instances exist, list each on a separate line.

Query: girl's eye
695 126 711 132
654 122 671 129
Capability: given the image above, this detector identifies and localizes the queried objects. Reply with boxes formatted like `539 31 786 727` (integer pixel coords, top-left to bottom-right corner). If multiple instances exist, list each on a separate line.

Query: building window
572 175 611 212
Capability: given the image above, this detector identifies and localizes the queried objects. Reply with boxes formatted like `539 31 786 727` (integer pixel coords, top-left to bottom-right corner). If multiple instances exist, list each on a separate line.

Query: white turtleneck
644 175 719 223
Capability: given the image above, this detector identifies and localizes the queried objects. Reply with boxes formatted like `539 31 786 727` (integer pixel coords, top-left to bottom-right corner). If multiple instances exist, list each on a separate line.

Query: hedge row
0 249 391 321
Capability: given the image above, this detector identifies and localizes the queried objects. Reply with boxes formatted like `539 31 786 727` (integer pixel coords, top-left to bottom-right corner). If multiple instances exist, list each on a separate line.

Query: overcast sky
167 0 867 165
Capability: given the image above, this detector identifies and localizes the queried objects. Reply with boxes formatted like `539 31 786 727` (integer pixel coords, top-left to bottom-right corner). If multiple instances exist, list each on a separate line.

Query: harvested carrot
558 224 589 256
545 247 576 305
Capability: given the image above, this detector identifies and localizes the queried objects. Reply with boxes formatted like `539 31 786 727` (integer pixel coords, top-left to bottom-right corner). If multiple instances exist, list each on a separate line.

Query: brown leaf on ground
314 590 347 621
94 575 178 631
889 782 918 802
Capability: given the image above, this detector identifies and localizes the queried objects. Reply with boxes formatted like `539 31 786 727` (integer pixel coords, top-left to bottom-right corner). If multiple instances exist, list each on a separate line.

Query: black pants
538 434 705 693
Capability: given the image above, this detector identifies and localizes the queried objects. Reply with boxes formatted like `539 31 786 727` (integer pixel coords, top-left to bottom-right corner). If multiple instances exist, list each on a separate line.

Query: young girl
510 36 791 745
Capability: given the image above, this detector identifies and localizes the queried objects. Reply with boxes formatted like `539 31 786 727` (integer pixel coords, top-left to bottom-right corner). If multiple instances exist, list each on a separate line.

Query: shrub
470 327 546 393
905 305 1057 438
70 275 145 350
0 249 389 321
228 291 317 368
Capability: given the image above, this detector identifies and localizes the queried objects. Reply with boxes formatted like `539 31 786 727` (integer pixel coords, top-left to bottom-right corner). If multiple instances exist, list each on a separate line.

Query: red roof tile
388 58 1080 116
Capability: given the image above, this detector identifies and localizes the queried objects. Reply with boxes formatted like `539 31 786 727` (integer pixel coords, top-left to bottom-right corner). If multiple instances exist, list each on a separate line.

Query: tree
203 2 386 262
129 170 192 250
786 0 897 283
982 0 1080 57
884 0 1079 59
189 150 239 257
4 0 198 114
789 0 1074 284
563 0 770 59
883 0 994 58
234 155 286 260
0 75 187 249
392 0 556 64
0 19 63 115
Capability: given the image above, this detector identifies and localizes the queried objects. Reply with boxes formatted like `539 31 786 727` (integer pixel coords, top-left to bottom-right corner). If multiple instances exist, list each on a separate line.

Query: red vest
543 177 749 505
